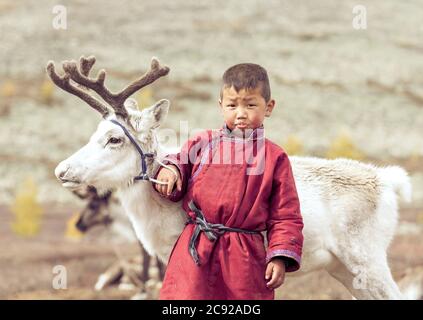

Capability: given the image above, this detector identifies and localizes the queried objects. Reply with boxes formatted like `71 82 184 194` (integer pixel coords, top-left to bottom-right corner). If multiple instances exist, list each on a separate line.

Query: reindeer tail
379 166 412 203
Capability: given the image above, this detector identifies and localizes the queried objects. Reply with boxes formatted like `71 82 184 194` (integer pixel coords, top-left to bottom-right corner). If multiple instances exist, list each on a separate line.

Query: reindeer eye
108 137 122 145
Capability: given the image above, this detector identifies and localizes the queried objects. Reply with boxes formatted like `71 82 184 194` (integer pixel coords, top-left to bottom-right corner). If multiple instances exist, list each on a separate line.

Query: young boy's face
219 85 275 132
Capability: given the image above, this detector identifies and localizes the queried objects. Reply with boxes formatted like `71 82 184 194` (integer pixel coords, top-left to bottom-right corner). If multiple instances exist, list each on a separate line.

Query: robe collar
220 123 265 141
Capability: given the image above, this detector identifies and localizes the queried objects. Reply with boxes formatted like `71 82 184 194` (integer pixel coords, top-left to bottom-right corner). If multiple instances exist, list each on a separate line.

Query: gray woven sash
186 200 261 266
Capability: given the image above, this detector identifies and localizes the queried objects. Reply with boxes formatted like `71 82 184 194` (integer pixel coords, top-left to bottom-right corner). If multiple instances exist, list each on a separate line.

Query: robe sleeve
266 151 304 272
152 131 209 202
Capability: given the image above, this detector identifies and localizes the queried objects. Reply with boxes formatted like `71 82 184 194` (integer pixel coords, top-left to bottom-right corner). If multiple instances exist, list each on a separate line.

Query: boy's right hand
154 165 182 196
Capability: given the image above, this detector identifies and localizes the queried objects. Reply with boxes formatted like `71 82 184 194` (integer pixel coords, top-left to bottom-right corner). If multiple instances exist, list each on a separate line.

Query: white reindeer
48 56 412 300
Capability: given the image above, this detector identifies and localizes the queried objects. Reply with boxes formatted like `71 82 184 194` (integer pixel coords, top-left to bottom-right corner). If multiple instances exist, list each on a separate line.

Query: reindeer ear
124 98 140 112
129 99 170 131
150 99 170 125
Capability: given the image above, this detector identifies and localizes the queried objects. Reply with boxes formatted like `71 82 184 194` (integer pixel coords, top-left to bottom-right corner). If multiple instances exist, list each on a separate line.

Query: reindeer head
50 56 170 191
72 186 113 232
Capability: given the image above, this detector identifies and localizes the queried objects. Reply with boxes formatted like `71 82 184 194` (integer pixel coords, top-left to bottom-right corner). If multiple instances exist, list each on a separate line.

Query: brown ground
1 204 421 300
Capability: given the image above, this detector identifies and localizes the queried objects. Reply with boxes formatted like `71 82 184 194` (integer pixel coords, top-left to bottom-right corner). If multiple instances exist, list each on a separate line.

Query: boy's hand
265 258 286 289
154 165 182 196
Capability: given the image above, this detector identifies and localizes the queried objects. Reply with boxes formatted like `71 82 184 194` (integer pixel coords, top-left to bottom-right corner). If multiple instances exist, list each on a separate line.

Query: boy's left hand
265 258 286 289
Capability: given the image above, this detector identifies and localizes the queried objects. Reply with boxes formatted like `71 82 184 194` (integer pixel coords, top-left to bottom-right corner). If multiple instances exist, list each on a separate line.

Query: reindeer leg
327 250 403 300
157 259 166 281
140 242 150 284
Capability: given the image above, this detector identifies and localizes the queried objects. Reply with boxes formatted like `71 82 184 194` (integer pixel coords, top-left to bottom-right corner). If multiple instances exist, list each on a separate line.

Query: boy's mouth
235 123 248 129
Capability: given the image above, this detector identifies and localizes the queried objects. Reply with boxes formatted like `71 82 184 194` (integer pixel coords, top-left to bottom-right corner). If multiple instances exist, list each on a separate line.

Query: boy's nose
236 109 247 118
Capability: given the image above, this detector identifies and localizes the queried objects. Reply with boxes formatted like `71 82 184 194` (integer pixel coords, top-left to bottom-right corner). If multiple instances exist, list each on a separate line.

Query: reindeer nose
55 162 70 181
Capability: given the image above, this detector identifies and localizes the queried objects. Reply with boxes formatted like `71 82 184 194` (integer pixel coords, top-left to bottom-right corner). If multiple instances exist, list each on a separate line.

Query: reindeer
72 186 114 233
49 56 412 299
71 186 165 295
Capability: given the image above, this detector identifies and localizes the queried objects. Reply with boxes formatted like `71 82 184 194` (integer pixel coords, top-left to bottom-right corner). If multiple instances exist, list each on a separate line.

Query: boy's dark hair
221 63 271 102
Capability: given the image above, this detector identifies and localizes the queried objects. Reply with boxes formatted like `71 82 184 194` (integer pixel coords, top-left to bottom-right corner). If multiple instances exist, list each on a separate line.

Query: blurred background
0 0 422 299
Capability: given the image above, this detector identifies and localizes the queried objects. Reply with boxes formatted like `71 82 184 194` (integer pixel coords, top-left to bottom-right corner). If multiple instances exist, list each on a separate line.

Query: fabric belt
186 200 261 266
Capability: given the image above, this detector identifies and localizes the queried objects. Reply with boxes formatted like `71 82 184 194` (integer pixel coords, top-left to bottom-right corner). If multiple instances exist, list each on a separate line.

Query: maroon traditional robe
153 124 303 300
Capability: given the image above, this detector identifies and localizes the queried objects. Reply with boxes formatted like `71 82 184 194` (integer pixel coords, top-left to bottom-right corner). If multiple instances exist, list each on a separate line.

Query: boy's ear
265 99 275 117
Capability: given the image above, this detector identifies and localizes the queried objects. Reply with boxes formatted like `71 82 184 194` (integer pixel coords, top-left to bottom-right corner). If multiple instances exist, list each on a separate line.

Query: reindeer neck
115 140 170 220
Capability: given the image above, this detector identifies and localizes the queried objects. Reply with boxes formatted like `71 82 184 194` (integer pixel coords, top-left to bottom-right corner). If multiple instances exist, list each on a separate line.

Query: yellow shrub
10 177 43 237
326 131 364 160
40 80 55 104
283 135 304 155
136 88 153 110
0 80 16 98
65 212 84 240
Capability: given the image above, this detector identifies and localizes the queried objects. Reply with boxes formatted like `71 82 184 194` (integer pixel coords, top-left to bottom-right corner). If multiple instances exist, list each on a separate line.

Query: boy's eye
248 104 257 108
227 104 236 108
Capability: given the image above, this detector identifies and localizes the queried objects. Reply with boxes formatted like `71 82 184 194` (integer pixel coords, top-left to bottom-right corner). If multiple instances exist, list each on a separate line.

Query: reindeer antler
46 59 111 117
46 56 170 119
79 56 96 77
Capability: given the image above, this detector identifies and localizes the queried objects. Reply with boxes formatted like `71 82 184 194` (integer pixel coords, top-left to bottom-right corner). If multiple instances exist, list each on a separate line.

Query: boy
153 63 303 300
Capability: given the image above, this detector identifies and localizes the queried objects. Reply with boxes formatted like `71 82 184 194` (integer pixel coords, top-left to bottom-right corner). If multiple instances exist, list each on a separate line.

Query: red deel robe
154 124 303 300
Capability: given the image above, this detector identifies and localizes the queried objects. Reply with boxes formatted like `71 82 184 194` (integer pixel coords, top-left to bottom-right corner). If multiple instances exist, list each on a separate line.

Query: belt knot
186 200 260 266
